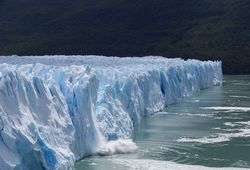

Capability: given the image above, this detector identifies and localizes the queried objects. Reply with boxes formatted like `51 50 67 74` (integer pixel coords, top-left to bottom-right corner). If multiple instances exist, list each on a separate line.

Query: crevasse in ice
0 56 222 169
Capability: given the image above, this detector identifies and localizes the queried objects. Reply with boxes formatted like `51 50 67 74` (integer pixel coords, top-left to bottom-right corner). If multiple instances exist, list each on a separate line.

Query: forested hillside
0 0 249 74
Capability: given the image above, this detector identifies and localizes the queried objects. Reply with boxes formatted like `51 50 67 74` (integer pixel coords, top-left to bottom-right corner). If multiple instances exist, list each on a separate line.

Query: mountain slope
0 0 249 74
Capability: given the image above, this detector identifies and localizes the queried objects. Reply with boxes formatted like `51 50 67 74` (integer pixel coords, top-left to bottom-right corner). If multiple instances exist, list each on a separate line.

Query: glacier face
0 56 222 169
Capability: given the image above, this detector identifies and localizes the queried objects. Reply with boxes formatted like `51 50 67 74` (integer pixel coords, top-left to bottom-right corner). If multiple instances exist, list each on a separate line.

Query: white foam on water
88 162 97 166
95 139 138 156
236 121 250 126
201 107 250 112
177 136 230 144
232 160 250 168
177 128 250 144
224 122 238 127
111 158 243 170
190 99 200 102
214 116 242 120
233 83 250 86
193 113 215 118
156 112 215 118
230 96 250 99
224 121 250 128
212 158 227 161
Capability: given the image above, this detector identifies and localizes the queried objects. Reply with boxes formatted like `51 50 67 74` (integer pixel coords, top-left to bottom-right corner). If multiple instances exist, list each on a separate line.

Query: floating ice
0 55 222 169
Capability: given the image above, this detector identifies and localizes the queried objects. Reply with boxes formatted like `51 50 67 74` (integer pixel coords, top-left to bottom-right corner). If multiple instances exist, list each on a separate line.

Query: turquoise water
75 75 250 169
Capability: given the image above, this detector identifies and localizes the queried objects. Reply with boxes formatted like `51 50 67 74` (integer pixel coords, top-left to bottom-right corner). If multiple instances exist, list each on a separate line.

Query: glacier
0 55 222 169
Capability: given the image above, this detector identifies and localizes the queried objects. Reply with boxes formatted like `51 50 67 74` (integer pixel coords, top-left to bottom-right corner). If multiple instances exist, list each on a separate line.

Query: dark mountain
0 0 249 74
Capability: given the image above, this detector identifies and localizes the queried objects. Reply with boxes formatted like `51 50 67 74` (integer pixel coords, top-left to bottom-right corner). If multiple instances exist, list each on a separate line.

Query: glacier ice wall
0 56 222 169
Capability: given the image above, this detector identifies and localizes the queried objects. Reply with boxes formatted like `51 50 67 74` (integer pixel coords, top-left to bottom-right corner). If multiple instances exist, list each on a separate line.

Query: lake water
75 75 250 170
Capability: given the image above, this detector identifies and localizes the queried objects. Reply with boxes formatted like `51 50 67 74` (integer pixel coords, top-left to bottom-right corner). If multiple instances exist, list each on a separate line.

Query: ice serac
0 56 222 169
0 71 75 169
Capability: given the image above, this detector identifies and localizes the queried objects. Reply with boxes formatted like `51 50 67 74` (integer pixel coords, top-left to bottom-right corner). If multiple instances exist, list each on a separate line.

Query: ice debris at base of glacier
0 55 222 169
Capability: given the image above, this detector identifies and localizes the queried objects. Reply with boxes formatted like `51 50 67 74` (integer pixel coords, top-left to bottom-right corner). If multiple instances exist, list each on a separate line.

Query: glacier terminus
0 56 222 169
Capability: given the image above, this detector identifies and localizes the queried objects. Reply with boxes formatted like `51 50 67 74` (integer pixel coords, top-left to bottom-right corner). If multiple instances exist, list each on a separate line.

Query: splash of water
95 139 138 156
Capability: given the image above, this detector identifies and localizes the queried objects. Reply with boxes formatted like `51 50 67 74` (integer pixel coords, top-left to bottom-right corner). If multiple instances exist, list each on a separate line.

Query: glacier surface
0 55 222 169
